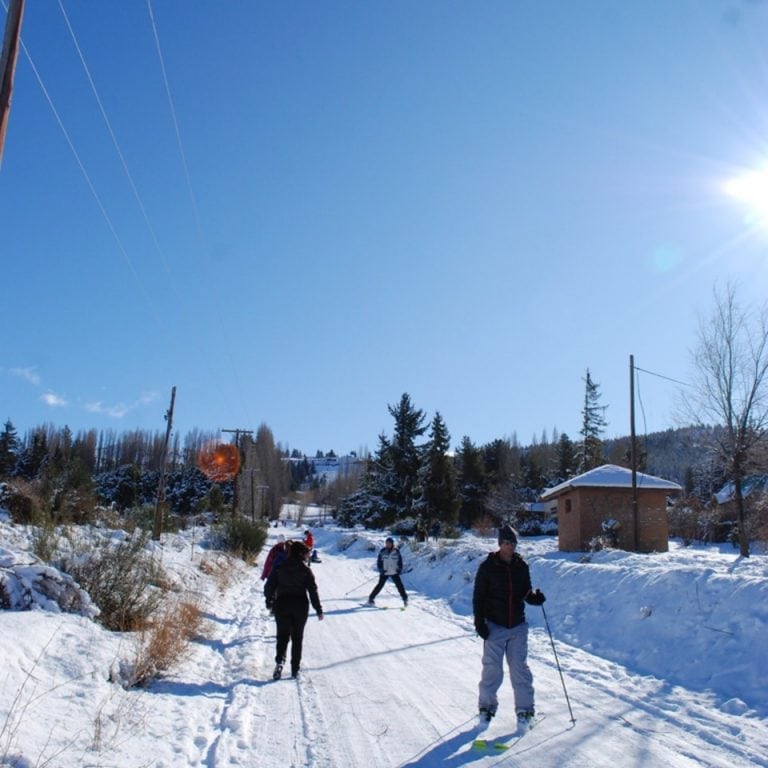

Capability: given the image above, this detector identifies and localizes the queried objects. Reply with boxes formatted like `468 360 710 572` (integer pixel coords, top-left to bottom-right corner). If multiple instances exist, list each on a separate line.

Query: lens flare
197 442 241 482
723 167 768 226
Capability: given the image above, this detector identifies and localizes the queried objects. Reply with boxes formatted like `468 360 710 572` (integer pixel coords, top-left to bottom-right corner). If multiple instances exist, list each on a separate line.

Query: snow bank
314 526 768 715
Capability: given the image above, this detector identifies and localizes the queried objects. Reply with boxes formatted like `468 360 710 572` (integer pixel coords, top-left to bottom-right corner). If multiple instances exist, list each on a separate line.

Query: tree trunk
733 475 751 558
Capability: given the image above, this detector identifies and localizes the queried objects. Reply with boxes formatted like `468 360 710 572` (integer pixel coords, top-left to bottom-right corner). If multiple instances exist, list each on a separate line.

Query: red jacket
261 542 285 580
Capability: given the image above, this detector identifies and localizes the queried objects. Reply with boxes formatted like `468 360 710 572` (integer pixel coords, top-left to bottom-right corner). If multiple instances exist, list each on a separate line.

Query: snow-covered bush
60 529 168 631
0 545 97 616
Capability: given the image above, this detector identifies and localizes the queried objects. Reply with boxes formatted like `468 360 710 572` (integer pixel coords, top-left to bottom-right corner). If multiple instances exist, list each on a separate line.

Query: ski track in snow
133 540 767 768
4 528 765 768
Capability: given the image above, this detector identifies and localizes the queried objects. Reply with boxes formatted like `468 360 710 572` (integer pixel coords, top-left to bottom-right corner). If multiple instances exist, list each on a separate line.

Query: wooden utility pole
629 355 639 551
152 386 176 540
0 0 25 168
221 428 252 516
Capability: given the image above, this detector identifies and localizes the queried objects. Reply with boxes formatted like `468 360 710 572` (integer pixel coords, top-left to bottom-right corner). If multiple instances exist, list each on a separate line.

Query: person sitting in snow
264 542 324 680
472 524 545 730
366 537 408 608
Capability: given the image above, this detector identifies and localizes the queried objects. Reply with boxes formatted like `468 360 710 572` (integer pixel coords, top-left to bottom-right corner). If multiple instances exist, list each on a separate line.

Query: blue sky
3 0 768 457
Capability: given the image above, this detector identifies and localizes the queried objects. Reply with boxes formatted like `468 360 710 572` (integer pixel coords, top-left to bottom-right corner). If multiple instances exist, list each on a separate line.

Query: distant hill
604 424 723 490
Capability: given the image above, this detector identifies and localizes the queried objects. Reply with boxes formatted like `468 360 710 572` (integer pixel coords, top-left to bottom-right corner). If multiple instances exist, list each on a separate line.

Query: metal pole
344 575 377 596
541 603 576 725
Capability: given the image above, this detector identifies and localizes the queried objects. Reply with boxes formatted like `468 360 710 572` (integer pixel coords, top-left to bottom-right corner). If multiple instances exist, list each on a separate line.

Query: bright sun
723 166 768 226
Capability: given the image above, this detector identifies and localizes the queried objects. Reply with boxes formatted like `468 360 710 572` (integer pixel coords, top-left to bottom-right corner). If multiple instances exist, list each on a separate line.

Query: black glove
474 618 489 640
265 598 274 612
526 589 546 606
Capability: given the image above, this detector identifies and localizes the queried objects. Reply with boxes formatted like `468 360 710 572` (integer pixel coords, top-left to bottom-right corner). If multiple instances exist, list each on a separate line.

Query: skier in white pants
472 525 546 729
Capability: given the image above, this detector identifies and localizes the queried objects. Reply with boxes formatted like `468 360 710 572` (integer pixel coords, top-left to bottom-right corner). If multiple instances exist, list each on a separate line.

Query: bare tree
686 284 768 557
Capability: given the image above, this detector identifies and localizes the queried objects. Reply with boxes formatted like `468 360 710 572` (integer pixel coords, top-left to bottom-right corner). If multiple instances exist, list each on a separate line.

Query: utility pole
153 386 176 541
221 428 252 516
629 355 639 551
256 484 269 520
0 0 25 168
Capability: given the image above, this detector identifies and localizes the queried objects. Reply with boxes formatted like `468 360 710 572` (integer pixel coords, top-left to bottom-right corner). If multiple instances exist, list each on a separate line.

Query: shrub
62 530 168 631
31 520 60 563
128 595 205 687
0 480 42 524
215 517 267 562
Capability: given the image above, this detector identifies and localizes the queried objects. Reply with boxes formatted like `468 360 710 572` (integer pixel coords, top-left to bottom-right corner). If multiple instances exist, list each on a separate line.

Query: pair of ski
471 714 543 752
359 602 407 611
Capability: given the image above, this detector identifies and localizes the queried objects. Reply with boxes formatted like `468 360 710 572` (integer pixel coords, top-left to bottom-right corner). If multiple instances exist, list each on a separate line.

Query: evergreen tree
552 432 578 483
577 369 608 472
0 419 20 477
421 412 459 530
339 433 399 528
387 393 427 520
519 451 545 497
482 438 517 488
15 428 48 480
455 436 487 528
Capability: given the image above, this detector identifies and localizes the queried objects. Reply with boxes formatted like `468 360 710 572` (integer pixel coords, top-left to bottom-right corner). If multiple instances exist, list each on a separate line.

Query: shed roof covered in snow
540 464 682 501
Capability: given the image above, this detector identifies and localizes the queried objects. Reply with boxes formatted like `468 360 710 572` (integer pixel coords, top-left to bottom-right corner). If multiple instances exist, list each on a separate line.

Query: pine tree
15 428 48 480
421 412 459 530
455 436 487 528
519 451 545 497
482 438 517 488
0 419 20 478
361 433 399 527
577 369 608 472
553 432 578 483
387 393 427 520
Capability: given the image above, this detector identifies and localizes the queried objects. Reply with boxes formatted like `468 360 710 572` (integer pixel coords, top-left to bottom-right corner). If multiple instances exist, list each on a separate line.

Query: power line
146 0 254 429
57 0 175 281
14 25 164 329
634 365 690 388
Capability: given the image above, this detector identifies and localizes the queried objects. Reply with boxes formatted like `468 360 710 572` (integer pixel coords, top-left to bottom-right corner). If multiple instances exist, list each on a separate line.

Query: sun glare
723 167 768 227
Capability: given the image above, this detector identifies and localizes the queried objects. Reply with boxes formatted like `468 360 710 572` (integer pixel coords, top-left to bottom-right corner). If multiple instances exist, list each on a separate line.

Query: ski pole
344 575 376 596
540 603 576 725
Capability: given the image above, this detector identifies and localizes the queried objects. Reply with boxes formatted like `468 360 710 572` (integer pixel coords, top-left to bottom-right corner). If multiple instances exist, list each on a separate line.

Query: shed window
565 498 572 513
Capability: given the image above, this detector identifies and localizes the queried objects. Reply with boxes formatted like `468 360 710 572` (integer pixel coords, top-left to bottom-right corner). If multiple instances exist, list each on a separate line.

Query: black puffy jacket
473 551 532 629
264 555 323 616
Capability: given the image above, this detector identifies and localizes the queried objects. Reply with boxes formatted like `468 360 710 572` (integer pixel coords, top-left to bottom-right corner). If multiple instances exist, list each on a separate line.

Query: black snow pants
369 573 408 603
274 596 310 674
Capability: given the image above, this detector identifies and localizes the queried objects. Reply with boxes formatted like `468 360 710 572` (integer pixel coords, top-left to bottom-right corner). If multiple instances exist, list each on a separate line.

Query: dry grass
130 595 206 687
198 554 233 592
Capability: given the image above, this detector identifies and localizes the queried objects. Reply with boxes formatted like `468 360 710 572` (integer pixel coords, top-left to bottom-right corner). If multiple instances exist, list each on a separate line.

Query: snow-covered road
2 524 766 768
125 533 766 768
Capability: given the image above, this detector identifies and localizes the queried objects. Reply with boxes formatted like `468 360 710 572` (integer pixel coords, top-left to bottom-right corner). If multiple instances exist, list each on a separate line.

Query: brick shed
540 464 681 553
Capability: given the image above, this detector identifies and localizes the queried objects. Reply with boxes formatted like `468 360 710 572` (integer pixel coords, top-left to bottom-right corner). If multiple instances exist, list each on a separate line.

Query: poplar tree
686 283 768 557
